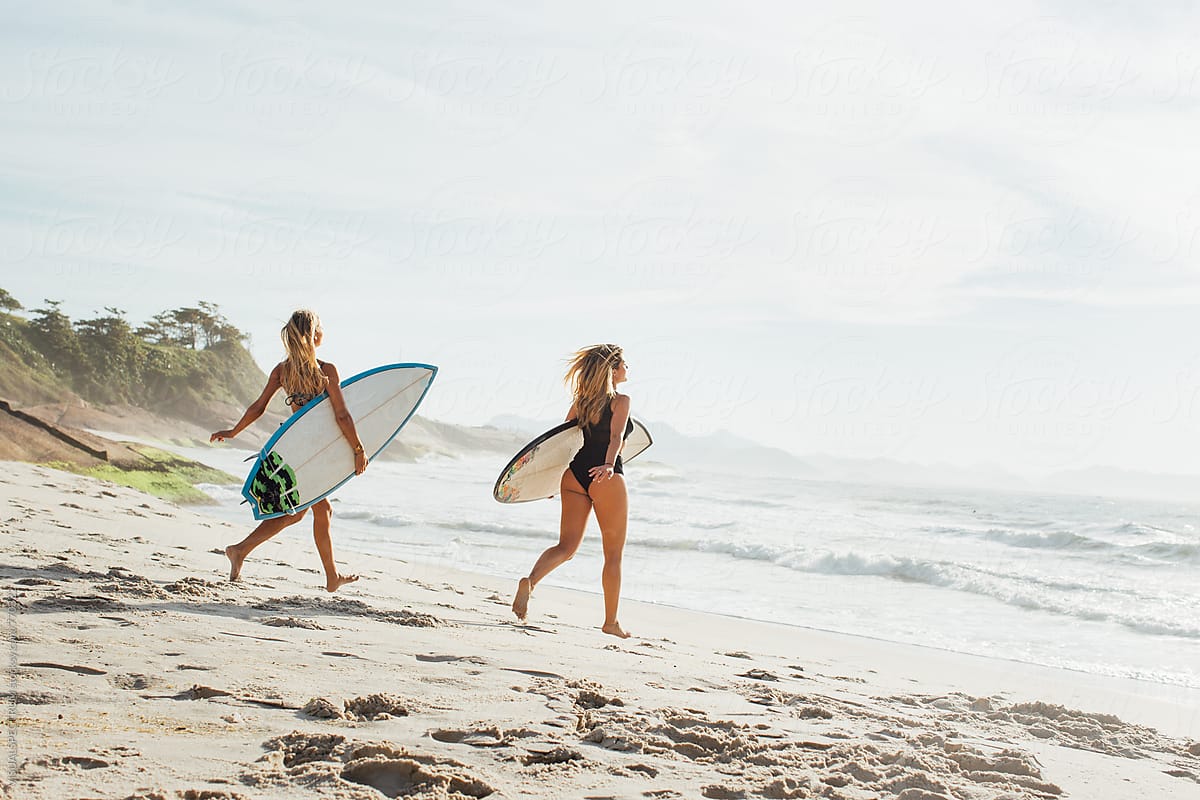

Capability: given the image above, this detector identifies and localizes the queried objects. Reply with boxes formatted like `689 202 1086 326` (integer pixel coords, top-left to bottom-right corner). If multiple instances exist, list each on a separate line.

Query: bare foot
326 574 359 592
225 545 244 582
601 621 631 639
512 577 531 621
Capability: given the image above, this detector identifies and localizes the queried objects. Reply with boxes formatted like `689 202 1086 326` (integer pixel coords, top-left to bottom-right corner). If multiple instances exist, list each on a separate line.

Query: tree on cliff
0 290 263 419
29 300 84 376
136 303 246 349
0 288 21 312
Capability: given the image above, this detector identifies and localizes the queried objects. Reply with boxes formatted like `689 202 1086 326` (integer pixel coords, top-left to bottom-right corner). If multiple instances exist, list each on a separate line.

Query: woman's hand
588 463 615 483
354 449 369 475
210 429 235 443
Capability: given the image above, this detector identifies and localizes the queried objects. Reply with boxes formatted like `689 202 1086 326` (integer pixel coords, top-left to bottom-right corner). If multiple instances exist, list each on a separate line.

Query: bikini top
285 392 317 409
284 361 327 410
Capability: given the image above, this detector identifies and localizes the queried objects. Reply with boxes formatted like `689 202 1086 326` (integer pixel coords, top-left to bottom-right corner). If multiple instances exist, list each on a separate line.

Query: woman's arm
322 362 368 475
210 364 283 442
591 394 631 483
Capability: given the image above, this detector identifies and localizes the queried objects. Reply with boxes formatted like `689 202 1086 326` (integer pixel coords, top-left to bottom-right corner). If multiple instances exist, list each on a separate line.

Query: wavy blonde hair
279 309 327 397
565 343 623 429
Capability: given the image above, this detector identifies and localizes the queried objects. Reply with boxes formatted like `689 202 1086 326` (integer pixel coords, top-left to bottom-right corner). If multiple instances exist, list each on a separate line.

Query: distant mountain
644 421 818 477
487 414 549 439
396 417 525 460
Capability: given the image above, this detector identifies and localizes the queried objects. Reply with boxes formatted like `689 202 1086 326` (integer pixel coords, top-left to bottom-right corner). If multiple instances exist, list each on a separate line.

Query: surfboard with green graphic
240 363 437 520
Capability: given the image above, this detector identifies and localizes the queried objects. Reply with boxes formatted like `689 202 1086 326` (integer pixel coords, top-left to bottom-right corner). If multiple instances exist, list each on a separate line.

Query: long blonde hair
279 309 327 397
565 343 623 429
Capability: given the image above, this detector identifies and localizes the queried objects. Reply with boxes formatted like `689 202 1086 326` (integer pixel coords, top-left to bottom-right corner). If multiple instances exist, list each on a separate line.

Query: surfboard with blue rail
242 363 437 520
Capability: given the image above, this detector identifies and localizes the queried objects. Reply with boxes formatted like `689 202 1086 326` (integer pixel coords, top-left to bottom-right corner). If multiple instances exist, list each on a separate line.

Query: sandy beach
3 461 1198 800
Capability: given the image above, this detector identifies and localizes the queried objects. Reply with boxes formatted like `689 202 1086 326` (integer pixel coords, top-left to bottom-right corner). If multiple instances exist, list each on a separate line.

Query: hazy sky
2 1 1199 476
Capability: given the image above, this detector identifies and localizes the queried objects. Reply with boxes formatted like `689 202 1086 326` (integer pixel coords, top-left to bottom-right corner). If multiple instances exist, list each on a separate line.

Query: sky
1 0 1199 476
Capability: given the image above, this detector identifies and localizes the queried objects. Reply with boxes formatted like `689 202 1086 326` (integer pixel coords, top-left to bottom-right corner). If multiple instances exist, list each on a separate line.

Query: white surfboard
493 417 653 503
242 363 437 520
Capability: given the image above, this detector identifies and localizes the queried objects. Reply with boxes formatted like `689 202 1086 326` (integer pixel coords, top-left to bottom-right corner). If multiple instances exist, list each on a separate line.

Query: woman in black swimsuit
210 309 367 592
512 344 634 638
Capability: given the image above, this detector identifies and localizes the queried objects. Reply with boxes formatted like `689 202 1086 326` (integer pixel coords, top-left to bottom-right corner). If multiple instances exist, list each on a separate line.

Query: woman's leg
225 509 309 581
512 470 592 620
588 474 630 638
311 498 359 592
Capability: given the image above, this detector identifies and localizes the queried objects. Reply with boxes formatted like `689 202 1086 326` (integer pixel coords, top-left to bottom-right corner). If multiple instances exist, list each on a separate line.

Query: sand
2 461 1198 800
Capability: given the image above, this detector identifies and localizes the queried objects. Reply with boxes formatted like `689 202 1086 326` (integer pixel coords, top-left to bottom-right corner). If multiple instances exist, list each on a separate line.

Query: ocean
191 448 1200 691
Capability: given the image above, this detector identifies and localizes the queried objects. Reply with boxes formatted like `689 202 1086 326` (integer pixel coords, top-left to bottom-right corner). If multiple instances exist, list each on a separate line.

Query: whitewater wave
980 528 1108 552
432 520 554 541
1128 540 1200 564
195 483 243 505
622 534 1198 639
638 472 686 484
1114 521 1176 537
919 524 1200 566
337 509 415 528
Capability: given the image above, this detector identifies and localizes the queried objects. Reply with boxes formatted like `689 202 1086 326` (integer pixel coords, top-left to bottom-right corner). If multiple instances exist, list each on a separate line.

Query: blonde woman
210 309 367 592
512 344 634 638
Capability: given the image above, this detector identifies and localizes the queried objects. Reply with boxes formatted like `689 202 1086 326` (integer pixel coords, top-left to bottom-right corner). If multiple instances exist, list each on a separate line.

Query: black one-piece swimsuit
568 402 634 493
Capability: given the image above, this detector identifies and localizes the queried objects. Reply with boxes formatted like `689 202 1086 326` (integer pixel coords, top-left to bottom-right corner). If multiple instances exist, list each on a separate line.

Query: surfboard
493 417 653 503
242 363 437 520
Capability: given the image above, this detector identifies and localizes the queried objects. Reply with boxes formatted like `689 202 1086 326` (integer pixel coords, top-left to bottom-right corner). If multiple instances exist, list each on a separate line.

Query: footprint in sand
261 616 325 630
175 685 233 700
430 728 508 747
302 697 343 719
303 694 412 721
25 755 111 772
262 732 492 798
701 787 745 800
624 763 658 777
415 654 488 665
31 593 125 612
110 673 160 691
521 746 583 765
341 758 493 799
574 685 624 710
0 690 63 706
343 694 411 721
20 661 106 676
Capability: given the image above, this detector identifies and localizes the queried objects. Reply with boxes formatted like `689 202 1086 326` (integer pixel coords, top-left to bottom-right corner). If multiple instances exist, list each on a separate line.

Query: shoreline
223 497 1200 700
320 500 1200 697
4 460 1199 799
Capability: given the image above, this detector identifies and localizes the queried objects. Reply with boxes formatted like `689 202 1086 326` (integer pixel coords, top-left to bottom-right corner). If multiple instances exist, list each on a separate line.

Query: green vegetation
0 288 264 503
41 445 238 505
0 290 266 416
0 288 20 312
